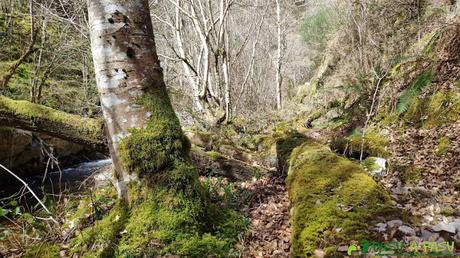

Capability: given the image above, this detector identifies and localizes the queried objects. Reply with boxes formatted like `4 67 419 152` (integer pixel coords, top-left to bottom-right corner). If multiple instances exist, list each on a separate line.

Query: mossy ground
436 136 452 156
403 90 460 129
286 140 398 257
398 165 422 185
23 243 61 258
69 172 247 257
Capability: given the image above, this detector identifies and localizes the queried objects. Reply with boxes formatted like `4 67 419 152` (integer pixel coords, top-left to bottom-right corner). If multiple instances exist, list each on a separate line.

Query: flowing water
0 159 113 200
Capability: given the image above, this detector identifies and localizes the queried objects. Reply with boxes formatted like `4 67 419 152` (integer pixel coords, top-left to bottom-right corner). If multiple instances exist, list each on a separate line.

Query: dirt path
239 177 291 257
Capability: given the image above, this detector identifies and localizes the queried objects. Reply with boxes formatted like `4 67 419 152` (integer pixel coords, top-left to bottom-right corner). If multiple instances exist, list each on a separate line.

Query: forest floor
238 176 291 257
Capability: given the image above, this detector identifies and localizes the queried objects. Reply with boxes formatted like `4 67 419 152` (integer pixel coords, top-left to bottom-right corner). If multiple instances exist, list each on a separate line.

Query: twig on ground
0 163 55 222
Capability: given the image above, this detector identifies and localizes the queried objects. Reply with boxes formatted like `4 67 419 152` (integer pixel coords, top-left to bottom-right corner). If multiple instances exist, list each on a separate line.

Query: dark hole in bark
108 18 115 24
127 47 136 59
112 35 117 39
123 15 129 24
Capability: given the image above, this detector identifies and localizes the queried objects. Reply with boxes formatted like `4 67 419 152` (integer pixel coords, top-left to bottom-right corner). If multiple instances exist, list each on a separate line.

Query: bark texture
0 95 106 151
76 2 245 257
88 0 173 197
275 0 283 110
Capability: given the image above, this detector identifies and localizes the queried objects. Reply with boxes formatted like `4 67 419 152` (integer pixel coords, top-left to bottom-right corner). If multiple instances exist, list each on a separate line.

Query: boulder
432 223 457 234
286 139 399 257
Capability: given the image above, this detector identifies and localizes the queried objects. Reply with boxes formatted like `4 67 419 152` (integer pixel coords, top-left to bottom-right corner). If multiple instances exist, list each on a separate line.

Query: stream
0 159 113 201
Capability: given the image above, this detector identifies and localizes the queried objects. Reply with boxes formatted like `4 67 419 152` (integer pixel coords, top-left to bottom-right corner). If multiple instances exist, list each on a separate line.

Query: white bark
88 0 162 198
275 0 282 110
175 0 203 111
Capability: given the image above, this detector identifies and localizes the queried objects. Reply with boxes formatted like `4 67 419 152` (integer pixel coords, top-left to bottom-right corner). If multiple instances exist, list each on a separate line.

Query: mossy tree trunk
88 0 182 199
83 1 230 256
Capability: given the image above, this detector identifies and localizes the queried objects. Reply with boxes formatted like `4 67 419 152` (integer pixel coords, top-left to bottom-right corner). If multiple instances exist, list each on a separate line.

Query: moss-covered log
286 140 398 257
0 95 106 151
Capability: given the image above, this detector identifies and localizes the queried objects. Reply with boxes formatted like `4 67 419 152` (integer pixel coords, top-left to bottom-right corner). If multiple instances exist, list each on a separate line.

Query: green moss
206 151 222 161
436 137 451 156
331 128 389 159
114 161 247 257
375 107 399 126
440 207 455 216
65 198 91 230
286 141 397 257
118 87 190 176
71 202 128 257
23 243 60 258
0 95 104 143
399 165 422 185
361 157 380 172
403 90 460 128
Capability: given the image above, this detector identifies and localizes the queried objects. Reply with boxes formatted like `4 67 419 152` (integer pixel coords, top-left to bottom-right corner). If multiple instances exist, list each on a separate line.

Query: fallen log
285 138 401 257
0 95 107 152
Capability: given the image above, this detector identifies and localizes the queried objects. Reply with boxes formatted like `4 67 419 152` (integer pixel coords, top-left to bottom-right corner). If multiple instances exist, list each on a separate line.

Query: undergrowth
396 70 434 115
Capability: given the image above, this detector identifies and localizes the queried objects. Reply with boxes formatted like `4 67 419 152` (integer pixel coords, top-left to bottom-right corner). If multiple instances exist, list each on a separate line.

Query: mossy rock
185 130 214 150
286 141 398 257
403 90 460 129
330 128 389 159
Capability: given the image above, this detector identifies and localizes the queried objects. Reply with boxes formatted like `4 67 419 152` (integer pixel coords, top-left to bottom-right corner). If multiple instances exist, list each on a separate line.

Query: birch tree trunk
82 1 218 255
275 0 283 110
174 0 203 112
87 0 189 199
219 0 232 121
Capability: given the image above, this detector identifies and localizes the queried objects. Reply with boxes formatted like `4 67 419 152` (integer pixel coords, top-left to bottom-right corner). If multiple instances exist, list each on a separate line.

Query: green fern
396 70 434 115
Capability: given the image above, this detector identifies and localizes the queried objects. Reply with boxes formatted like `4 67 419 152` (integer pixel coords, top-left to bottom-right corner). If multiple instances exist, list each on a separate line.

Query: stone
374 226 386 233
314 249 325 258
363 157 387 179
387 220 403 228
376 223 387 228
448 220 460 233
337 246 349 252
432 223 457 234
405 236 421 243
399 225 416 236
420 229 434 241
